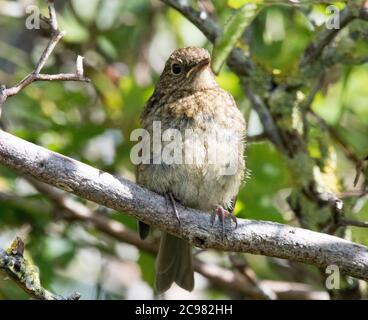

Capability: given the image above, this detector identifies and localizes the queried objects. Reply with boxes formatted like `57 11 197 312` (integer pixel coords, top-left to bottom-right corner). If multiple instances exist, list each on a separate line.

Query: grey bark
0 129 368 281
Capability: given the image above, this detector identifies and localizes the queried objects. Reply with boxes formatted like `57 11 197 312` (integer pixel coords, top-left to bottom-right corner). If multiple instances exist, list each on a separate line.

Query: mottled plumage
137 47 246 293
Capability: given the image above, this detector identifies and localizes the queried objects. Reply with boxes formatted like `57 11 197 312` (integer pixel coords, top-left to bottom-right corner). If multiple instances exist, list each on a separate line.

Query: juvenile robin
137 47 246 293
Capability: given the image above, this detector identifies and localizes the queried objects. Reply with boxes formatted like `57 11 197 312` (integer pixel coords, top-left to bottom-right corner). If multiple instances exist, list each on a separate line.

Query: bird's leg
214 206 238 228
212 206 238 241
165 192 181 226
210 210 216 226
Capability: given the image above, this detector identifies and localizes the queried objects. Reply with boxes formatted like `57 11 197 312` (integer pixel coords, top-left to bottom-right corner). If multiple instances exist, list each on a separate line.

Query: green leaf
236 142 290 223
228 0 263 9
59 7 89 43
71 0 100 25
212 4 259 74
96 36 119 60
138 252 155 288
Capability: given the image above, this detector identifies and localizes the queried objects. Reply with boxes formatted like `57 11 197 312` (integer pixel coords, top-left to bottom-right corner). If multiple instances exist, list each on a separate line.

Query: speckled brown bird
137 47 246 293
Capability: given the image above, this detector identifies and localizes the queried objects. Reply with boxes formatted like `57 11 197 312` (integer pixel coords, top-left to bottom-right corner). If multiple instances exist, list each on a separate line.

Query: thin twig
339 190 368 199
27 177 158 254
247 133 267 143
300 74 325 112
161 0 221 43
193 259 328 299
354 155 368 187
229 253 277 300
309 110 360 164
47 0 58 31
301 6 357 67
34 30 65 74
0 0 90 111
339 218 368 228
243 86 286 152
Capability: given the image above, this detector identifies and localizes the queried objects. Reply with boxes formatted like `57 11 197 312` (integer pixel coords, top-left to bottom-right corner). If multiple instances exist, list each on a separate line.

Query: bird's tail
155 232 194 293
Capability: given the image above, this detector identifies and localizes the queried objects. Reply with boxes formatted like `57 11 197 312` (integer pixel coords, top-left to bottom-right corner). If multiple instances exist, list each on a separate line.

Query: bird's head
156 47 218 93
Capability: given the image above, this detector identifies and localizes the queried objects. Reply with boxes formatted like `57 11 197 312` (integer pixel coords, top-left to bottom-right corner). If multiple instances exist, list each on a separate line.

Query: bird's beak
186 58 210 78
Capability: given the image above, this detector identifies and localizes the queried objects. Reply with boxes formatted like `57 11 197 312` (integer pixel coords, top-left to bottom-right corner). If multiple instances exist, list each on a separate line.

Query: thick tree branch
0 183 316 299
0 237 80 300
0 186 327 299
0 130 368 281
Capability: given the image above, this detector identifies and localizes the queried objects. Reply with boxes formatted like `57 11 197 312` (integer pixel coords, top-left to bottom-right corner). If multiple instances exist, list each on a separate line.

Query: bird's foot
211 206 238 241
165 192 181 226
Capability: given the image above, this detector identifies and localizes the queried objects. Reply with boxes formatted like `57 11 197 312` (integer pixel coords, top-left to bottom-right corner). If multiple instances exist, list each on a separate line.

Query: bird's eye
171 63 182 75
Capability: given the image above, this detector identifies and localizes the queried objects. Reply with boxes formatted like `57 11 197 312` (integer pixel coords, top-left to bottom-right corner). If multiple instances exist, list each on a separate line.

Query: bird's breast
138 88 246 211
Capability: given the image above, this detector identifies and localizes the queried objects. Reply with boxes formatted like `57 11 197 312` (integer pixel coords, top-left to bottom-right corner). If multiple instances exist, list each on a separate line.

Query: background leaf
212 4 259 74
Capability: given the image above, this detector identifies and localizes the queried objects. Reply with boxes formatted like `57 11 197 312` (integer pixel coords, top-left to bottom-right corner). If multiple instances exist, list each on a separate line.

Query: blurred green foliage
0 0 367 299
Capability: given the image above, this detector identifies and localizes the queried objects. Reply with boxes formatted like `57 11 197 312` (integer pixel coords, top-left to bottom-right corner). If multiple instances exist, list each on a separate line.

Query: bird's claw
166 192 181 226
211 206 238 241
